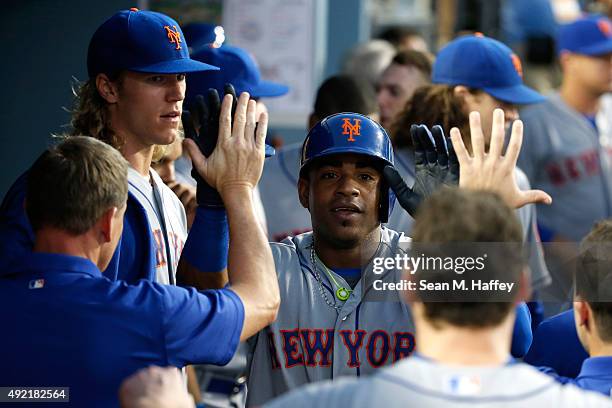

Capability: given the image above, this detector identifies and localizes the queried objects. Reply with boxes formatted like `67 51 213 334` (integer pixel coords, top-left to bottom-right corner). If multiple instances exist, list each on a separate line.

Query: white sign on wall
223 0 318 126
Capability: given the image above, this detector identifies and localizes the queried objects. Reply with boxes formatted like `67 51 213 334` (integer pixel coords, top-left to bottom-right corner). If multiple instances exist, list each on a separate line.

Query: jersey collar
13 252 102 279
579 356 612 378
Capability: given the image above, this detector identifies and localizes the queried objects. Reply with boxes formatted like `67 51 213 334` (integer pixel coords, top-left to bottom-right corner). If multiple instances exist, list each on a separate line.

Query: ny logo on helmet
341 118 361 142
164 25 182 50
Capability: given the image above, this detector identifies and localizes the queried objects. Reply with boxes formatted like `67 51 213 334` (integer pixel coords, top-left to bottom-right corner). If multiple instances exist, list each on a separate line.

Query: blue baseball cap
87 8 219 78
432 35 544 105
557 15 612 56
186 45 289 102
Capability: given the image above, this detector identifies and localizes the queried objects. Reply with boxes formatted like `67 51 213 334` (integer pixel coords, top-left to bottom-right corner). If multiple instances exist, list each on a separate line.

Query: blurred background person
377 25 430 53
341 39 396 90
376 50 433 132
389 35 552 333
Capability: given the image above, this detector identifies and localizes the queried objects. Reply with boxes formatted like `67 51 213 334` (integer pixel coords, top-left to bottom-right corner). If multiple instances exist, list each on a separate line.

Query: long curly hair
69 77 123 150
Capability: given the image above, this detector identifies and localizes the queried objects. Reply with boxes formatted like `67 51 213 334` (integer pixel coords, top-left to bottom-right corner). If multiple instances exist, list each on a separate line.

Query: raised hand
183 92 268 197
449 109 552 209
384 124 459 217
181 85 235 207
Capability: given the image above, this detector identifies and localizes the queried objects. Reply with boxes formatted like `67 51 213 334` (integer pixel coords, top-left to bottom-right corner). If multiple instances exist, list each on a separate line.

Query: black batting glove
181 85 238 208
384 124 459 217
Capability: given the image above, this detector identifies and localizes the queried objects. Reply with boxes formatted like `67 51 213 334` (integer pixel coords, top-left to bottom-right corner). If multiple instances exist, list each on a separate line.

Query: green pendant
336 287 350 301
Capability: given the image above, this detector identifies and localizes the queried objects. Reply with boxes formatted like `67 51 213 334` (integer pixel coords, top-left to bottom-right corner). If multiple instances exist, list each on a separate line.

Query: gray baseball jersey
519 93 612 241
245 227 414 406
128 167 187 284
265 356 612 408
259 145 550 288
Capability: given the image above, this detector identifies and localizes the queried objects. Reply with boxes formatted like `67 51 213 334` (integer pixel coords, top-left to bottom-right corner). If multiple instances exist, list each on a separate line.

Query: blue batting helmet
299 112 395 222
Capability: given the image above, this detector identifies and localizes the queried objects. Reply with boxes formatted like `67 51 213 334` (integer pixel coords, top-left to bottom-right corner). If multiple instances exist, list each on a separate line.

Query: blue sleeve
511 302 533 358
0 172 34 273
162 286 244 367
524 309 589 377
181 207 228 272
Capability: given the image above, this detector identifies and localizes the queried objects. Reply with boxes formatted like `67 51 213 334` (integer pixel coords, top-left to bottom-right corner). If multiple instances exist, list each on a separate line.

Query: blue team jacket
0 171 156 283
0 252 244 407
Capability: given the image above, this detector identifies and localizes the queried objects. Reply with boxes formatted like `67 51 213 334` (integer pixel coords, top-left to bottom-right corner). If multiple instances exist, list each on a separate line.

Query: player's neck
585 335 612 358
119 136 155 177
313 228 381 269
415 315 514 366
560 80 601 116
33 228 101 269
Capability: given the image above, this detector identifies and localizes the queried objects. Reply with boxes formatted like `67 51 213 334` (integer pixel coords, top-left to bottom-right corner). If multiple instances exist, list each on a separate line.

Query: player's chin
153 129 178 146
327 224 365 244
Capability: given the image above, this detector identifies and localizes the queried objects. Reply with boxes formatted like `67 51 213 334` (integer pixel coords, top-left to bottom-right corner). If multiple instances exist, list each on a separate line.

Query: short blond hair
26 136 128 234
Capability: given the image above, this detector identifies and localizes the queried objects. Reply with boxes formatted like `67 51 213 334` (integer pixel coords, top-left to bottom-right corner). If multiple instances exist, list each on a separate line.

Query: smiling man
243 113 414 406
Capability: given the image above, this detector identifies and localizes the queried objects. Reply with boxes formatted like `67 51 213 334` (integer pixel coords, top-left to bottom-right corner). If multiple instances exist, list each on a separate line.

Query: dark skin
298 153 383 269
182 153 385 288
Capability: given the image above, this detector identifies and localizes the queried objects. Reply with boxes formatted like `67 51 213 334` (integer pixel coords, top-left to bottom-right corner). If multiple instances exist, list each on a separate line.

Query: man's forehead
315 153 381 169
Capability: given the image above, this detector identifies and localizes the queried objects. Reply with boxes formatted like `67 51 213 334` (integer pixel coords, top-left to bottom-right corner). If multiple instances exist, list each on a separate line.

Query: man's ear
298 177 310 210
96 73 120 104
98 207 118 243
453 85 470 99
574 299 592 331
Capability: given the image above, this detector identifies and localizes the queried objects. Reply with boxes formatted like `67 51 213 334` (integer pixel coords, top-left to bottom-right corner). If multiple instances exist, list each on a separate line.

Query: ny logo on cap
164 25 182 50
510 53 523 78
598 19 612 38
341 118 361 142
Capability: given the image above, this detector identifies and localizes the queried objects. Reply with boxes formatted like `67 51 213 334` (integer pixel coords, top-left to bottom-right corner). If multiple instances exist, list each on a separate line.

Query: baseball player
518 15 612 244
196 106 548 405
0 8 237 287
0 127 278 406
520 15 612 378
392 34 550 289
263 188 611 408
259 74 379 242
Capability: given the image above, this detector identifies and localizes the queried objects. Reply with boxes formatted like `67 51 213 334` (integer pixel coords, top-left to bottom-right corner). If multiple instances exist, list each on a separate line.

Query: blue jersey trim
355 303 361 377
128 180 157 212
